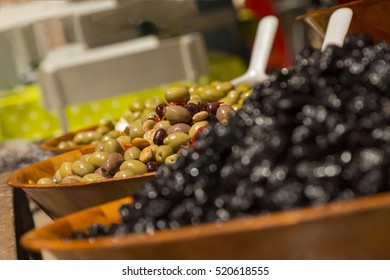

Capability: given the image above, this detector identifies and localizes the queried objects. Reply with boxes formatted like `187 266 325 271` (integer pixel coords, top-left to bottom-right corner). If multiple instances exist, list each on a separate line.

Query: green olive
142 119 156 134
123 111 138 123
155 145 174 163
216 81 234 93
140 111 157 124
105 130 120 140
95 125 111 135
54 169 62 183
71 160 95 177
143 129 157 145
104 138 123 153
119 160 148 175
80 154 91 162
139 146 154 163
81 173 105 182
165 87 191 103
219 90 240 105
61 174 82 184
189 120 209 138
236 83 251 93
124 146 141 160
187 95 204 106
85 131 101 143
113 170 134 178
163 132 191 152
59 162 73 178
200 86 226 102
192 111 209 122
153 120 171 131
165 154 180 165
73 132 87 145
37 177 55 185
145 97 164 109
128 100 145 112
58 141 71 149
116 135 131 148
95 141 105 152
129 119 143 139
98 119 115 130
165 105 192 124
87 151 108 168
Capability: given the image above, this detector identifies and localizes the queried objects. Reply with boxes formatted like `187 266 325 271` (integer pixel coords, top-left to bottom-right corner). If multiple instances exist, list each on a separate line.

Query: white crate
38 33 208 131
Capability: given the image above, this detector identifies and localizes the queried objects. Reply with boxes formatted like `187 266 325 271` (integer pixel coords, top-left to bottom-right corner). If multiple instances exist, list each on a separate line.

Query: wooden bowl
299 0 390 44
21 192 390 259
7 147 156 220
39 125 99 154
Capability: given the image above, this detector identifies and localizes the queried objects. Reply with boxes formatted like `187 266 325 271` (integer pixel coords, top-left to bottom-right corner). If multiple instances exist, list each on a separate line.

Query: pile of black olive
72 34 390 239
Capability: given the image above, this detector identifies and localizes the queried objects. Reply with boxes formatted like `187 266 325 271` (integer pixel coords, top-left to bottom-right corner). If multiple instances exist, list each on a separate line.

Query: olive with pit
215 81 234 93
165 87 191 103
216 104 235 122
153 120 171 131
146 161 158 172
163 132 190 152
71 160 95 177
153 128 168 145
142 119 156 134
116 135 131 147
87 151 108 168
37 177 55 185
165 105 192 124
103 130 120 141
61 174 82 184
119 160 148 175
59 162 73 178
81 173 105 182
165 154 180 165
139 146 154 163
104 138 123 154
113 170 134 178
189 121 209 138
128 100 145 112
200 86 226 102
101 152 124 176
155 145 174 163
129 119 143 139
124 146 141 160
167 123 191 135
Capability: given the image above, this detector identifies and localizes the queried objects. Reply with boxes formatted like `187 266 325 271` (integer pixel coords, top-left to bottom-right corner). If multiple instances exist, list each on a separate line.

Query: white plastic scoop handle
321 7 353 52
231 15 279 86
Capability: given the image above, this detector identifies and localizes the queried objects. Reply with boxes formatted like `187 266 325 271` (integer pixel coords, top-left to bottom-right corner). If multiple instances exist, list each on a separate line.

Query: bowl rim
21 191 390 253
6 146 157 189
39 125 99 152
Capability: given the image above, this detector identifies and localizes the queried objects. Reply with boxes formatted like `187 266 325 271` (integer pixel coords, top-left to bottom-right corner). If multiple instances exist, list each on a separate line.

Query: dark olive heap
71 34 390 239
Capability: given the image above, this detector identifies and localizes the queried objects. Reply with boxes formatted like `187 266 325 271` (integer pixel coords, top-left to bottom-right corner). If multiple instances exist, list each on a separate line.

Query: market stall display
7 147 155 220
19 30 390 259
2 0 389 261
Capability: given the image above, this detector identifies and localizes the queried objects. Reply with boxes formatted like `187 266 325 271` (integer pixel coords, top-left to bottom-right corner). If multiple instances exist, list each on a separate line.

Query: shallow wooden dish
7 147 156 220
299 0 390 44
40 125 99 154
21 192 390 260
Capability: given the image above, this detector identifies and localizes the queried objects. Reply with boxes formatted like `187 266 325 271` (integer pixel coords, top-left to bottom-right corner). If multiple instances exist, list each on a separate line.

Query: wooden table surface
0 172 17 260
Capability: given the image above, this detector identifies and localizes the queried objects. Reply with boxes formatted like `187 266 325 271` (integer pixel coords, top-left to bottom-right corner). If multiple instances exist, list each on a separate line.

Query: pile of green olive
38 81 252 184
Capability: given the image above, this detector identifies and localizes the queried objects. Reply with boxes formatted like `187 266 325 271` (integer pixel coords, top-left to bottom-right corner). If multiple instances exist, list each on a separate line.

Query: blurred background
0 0 354 141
